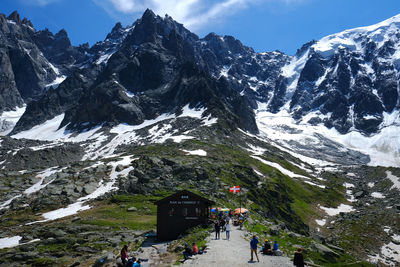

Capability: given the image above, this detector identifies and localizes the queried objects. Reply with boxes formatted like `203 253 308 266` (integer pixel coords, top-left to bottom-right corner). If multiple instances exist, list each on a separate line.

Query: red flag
229 186 240 193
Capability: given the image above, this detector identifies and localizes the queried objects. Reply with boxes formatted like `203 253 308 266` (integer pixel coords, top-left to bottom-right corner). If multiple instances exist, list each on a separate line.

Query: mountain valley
0 9 400 266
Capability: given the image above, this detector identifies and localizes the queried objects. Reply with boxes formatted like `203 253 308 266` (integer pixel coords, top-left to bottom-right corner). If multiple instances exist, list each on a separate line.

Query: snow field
251 155 308 180
0 106 27 135
319 204 355 216
255 104 400 167
11 104 217 161
246 143 326 188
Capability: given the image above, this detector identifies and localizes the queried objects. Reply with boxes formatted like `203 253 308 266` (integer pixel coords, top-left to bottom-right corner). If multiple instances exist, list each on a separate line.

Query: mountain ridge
0 9 400 267
1 10 400 167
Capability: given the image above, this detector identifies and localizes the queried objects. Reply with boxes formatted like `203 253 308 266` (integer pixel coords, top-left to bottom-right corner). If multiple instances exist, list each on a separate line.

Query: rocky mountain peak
55 28 68 38
53 28 72 50
7 11 21 25
142 8 156 20
21 17 32 27
111 22 123 33
105 22 126 41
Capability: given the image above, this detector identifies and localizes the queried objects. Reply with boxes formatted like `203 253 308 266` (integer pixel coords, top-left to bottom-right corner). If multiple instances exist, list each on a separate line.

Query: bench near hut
155 190 215 241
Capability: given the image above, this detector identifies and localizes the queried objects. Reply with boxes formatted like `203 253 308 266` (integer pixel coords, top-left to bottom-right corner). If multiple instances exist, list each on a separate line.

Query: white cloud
94 0 304 30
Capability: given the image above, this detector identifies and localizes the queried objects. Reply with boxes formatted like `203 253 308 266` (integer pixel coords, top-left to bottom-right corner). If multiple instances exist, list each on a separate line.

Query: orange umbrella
235 208 248 214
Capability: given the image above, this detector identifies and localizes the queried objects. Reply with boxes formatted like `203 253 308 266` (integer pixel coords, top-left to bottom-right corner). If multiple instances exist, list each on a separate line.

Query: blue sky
2 0 400 55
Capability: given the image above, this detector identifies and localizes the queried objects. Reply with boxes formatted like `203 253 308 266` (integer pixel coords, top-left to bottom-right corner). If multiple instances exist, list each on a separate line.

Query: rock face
0 11 89 115
8 10 400 137
310 242 340 262
13 9 259 134
284 15 400 135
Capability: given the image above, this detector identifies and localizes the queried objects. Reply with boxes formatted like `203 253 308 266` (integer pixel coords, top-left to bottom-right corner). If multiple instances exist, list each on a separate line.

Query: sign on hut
155 190 215 241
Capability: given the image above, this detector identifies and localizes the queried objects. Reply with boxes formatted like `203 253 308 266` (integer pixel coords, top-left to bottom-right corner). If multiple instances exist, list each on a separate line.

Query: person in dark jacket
120 245 129 265
183 242 193 260
293 247 305 267
214 220 220 239
262 239 272 255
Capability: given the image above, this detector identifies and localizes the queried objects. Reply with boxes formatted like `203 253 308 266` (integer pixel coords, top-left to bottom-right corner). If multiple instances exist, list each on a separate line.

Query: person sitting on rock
120 245 129 265
262 239 272 255
192 242 198 255
273 240 279 254
183 242 193 260
132 259 141 267
126 257 136 267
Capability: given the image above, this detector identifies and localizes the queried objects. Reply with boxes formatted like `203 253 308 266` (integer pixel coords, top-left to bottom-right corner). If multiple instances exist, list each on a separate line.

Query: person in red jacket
192 242 198 254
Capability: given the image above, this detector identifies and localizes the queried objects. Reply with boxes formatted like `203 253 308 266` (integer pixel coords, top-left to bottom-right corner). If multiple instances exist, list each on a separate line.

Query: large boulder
269 225 280 236
310 242 340 262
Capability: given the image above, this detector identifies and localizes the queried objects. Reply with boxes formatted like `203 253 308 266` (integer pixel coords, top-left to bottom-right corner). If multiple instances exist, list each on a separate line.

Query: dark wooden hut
155 190 215 241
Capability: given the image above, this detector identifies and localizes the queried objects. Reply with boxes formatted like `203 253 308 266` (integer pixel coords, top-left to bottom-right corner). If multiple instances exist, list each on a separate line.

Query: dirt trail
183 225 293 266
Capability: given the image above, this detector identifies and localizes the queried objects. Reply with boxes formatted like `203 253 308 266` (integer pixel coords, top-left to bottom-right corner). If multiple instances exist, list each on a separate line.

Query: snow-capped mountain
2 9 400 166
1 10 400 267
282 14 400 135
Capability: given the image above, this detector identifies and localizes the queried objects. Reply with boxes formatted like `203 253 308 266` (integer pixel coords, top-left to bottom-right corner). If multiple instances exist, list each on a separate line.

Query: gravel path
183 226 293 266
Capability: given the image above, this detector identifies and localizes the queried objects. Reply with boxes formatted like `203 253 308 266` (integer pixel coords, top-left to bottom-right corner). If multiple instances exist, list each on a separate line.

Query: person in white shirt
225 222 231 240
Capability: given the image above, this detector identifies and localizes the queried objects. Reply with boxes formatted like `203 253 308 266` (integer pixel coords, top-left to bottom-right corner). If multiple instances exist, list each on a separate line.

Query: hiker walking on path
250 235 259 262
293 248 305 267
225 222 231 240
214 220 220 240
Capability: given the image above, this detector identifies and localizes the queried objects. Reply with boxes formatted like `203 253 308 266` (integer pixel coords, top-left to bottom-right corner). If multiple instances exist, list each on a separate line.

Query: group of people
214 215 232 240
249 235 281 262
120 245 142 267
261 239 279 255
249 235 306 266
183 242 202 260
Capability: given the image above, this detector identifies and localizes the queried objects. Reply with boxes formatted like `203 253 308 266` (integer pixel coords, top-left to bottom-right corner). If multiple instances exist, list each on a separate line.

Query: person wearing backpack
293 247 305 267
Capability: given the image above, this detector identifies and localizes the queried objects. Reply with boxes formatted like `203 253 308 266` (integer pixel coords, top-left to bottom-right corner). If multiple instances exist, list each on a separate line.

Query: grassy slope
0 135 388 266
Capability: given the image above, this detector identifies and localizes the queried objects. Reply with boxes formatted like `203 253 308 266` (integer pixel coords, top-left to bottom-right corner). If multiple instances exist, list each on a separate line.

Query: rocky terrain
0 9 399 267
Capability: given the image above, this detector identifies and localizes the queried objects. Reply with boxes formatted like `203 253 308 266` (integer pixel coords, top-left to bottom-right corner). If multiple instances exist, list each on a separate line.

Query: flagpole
240 187 242 213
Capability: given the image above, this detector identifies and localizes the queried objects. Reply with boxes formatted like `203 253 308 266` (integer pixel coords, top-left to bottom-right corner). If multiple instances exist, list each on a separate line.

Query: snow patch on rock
320 204 355 216
0 236 22 249
371 192 385 199
386 171 400 190
181 149 207 156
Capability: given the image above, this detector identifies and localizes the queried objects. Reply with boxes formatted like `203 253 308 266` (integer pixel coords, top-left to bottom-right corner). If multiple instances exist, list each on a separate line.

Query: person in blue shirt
132 259 141 267
250 235 259 262
273 240 279 253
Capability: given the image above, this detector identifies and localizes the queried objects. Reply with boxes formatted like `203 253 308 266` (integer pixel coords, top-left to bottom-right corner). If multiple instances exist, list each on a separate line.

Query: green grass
79 194 164 231
245 220 372 266
0 209 40 228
